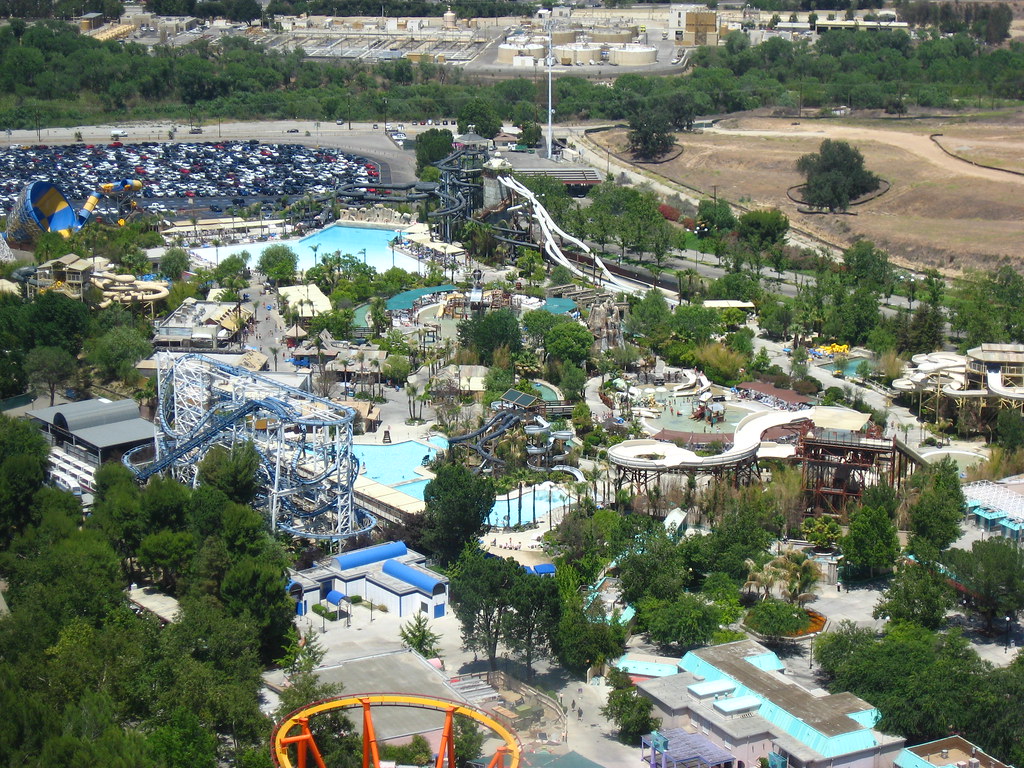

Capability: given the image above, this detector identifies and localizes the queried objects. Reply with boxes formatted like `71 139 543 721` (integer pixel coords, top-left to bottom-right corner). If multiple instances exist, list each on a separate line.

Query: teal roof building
638 640 904 768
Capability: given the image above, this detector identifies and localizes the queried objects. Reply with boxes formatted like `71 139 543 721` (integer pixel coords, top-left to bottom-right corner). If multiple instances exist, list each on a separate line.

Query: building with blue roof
637 640 904 768
286 541 448 619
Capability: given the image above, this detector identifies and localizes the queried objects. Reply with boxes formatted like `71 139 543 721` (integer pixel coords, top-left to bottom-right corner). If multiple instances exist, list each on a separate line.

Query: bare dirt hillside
593 111 1024 273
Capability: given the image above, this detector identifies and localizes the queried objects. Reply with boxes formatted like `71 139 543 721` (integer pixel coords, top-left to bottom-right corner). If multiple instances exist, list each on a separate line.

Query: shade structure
284 324 308 338
325 590 346 605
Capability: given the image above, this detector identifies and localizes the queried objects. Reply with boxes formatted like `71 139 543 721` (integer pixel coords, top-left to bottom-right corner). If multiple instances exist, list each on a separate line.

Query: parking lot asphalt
0 121 417 213
0 139 385 220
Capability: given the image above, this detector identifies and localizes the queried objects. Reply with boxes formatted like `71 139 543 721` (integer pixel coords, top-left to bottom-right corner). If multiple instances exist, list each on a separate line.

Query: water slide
6 178 144 244
449 410 525 469
496 175 635 294
986 367 1024 400
608 406 869 472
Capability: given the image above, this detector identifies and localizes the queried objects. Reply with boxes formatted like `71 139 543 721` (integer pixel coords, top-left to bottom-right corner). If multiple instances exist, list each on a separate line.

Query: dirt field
592 111 1024 273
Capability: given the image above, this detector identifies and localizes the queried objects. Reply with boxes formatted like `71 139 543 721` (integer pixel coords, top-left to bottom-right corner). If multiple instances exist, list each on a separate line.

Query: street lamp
1007 615 1013 652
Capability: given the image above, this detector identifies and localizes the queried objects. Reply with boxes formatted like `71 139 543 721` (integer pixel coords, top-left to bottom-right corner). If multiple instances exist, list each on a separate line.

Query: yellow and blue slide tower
5 178 143 245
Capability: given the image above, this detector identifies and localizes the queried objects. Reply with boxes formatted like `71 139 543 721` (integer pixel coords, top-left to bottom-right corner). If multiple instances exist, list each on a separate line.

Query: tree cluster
0 421 301 764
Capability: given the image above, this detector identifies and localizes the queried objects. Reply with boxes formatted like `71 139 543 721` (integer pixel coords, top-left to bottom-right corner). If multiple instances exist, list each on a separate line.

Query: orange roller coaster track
272 693 523 768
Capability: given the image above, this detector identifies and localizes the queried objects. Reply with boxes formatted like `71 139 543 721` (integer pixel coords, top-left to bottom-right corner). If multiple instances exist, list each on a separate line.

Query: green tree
0 453 47 546
909 458 964 551
368 296 390 337
421 464 496 566
415 127 454 171
256 244 298 285
522 309 572 347
639 593 721 649
872 561 955 630
696 198 736 236
220 554 295 663
159 247 191 280
27 291 90 355
503 572 561 675
450 548 519 670
942 538 1024 631
457 99 501 138
626 110 676 159
545 322 593 368
87 326 152 382
197 442 262 506
745 598 810 640
801 516 842 550
843 504 899 576
737 208 789 252
812 619 876 682
25 345 77 406
601 667 661 744
797 139 881 212
399 613 442 658
627 288 672 338
457 309 522 365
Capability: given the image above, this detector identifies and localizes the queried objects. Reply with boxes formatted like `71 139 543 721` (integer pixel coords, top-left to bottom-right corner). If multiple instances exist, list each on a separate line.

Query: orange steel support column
361 698 381 768
279 718 327 768
486 745 510 768
435 707 456 768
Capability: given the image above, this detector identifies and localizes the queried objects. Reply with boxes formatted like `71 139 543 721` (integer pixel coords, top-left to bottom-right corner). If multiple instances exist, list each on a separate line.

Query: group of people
392 238 463 272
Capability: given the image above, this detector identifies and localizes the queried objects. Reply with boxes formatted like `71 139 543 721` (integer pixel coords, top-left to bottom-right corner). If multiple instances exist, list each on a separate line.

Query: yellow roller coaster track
272 692 523 768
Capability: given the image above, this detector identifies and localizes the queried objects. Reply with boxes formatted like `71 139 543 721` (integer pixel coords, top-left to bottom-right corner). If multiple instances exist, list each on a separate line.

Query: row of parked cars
0 140 380 213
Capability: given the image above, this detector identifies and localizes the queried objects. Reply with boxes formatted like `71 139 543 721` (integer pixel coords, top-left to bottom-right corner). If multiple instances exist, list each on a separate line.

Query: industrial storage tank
497 41 544 63
608 44 658 66
554 43 602 65
591 27 635 43
550 27 579 44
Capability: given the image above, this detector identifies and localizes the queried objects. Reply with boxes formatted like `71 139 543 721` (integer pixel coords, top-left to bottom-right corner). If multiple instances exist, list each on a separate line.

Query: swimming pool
353 440 436 486
395 478 430 500
922 450 985 475
193 223 418 274
489 486 568 528
534 382 561 402
646 401 753 435
820 358 872 377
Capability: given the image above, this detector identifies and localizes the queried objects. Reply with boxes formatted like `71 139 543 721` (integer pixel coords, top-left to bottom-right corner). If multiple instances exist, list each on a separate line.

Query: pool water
193 223 417 274
355 436 566 527
488 486 568 528
821 358 872 377
353 440 436 485
647 401 751 435
395 478 430 500
534 382 560 402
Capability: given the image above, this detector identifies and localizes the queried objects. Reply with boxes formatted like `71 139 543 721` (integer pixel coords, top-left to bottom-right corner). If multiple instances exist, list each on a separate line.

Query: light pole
1007 615 1013 652
391 240 395 268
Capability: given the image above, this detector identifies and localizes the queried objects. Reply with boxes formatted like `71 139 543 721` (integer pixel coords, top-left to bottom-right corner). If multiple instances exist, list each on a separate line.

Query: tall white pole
546 25 553 160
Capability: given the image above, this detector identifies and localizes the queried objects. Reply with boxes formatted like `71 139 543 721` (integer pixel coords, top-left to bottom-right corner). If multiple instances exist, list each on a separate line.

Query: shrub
659 204 681 221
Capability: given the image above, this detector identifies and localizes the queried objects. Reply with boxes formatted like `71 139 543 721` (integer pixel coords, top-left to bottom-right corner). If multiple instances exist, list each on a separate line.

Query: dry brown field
591 111 1024 273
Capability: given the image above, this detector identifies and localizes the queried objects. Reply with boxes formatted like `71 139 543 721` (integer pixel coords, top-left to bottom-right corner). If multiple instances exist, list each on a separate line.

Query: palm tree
773 549 821 605
269 346 280 371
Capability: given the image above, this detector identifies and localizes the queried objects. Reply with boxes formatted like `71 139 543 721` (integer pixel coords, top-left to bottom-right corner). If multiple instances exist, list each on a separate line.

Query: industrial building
29 399 156 494
637 640 905 768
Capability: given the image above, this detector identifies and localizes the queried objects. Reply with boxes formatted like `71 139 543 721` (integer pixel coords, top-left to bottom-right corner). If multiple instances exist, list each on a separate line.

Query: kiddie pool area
352 437 569 528
819 356 873 377
192 223 418 273
921 449 986 477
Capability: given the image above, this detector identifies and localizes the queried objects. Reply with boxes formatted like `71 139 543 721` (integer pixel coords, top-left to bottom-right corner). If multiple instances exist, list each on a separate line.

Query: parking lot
0 140 383 219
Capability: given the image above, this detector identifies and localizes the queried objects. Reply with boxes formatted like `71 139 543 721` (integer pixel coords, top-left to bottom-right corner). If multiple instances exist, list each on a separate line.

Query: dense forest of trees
0 20 1020 131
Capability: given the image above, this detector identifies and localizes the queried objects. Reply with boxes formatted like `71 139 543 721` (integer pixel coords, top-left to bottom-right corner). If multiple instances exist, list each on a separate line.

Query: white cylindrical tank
499 41 544 62
609 44 658 66
443 7 457 28
554 42 602 64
